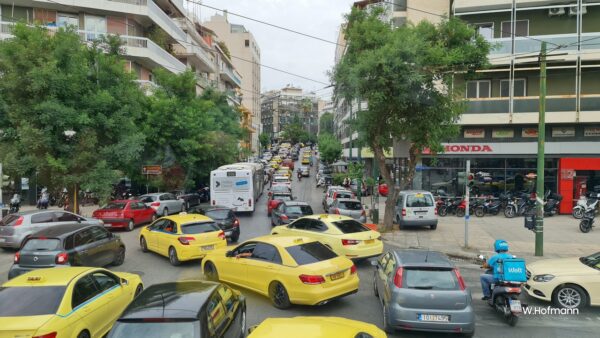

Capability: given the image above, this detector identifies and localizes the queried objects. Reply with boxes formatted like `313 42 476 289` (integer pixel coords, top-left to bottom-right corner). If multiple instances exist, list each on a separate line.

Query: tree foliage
259 132 270 149
319 112 334 135
281 120 308 145
333 8 490 230
318 133 342 165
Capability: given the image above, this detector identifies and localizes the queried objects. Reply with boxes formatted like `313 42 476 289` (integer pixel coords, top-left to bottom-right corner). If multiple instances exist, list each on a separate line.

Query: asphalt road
1 161 599 337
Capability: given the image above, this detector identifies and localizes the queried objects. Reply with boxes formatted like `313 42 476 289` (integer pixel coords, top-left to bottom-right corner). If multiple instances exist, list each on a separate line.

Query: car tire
127 220 135 232
111 247 125 266
134 284 144 297
230 232 239 243
463 329 475 337
204 261 219 281
552 284 588 309
372 271 379 297
169 247 181 266
77 330 90 338
140 237 148 253
239 308 246 338
269 281 291 309
430 223 437 230
163 208 169 216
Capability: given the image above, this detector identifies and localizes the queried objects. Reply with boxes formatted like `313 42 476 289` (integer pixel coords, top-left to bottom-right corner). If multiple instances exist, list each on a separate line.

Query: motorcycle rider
10 194 20 213
297 168 302 181
480 239 513 300
37 188 50 209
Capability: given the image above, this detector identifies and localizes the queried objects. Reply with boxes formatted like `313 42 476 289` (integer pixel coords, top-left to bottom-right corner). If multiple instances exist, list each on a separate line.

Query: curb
381 237 482 263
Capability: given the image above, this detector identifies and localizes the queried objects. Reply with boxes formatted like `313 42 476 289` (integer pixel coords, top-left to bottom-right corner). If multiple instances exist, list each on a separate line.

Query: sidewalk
362 196 599 262
17 204 98 218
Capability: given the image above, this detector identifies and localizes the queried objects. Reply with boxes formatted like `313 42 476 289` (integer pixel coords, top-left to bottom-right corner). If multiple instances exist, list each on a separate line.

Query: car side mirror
120 278 128 286
226 250 233 258
370 259 379 268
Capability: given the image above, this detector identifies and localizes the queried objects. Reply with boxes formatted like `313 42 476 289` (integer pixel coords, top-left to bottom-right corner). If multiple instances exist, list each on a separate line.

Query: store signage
584 127 600 137
561 169 575 180
142 165 162 175
552 127 575 137
492 129 514 138
522 128 538 138
464 128 485 138
424 142 599 155
423 144 494 154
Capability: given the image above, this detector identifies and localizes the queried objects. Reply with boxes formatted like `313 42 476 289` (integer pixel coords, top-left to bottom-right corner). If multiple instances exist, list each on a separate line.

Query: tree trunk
372 143 398 232
401 144 419 189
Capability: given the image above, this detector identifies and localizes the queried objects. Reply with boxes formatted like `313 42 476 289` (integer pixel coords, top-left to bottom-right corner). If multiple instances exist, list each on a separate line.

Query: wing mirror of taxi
370 259 379 268
226 250 233 258
120 278 128 286
248 325 258 334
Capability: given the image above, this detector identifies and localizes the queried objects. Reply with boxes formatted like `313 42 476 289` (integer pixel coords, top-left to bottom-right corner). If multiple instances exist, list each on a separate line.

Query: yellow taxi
269 161 279 170
272 156 283 164
139 213 227 266
271 214 383 260
248 317 387 338
0 267 142 338
201 235 359 309
301 156 310 165
277 169 291 178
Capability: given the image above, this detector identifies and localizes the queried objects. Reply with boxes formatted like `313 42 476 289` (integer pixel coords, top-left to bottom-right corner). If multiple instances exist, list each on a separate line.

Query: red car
92 200 157 231
378 183 389 197
267 193 294 216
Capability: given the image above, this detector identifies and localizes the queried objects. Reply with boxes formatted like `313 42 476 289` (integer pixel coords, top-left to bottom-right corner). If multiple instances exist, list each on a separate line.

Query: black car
172 190 203 209
9 223 125 279
193 205 240 242
108 281 246 338
271 201 313 227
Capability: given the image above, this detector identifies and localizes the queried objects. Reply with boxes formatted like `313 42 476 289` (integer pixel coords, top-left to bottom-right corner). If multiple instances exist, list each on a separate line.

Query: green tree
333 8 490 230
259 132 270 149
0 24 146 206
281 121 308 145
318 133 342 165
319 112 334 135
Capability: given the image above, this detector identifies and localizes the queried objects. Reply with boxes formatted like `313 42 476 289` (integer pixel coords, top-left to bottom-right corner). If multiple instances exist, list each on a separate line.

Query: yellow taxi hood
528 257 593 276
248 316 386 338
0 315 54 334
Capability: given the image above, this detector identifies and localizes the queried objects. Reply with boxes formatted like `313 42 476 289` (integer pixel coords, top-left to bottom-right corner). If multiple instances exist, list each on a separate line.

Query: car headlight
533 274 555 282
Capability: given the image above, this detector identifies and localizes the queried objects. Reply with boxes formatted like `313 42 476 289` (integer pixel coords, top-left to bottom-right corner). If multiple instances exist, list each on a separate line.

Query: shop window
501 20 529 38
474 23 494 40
466 80 491 99
500 79 526 97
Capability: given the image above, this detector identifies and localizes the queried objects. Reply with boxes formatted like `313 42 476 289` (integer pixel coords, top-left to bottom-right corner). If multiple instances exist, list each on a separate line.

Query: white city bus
210 163 264 212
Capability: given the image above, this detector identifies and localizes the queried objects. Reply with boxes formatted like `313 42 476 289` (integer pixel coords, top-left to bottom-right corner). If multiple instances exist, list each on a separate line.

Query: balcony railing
489 32 600 56
464 95 600 114
108 0 148 5
220 66 242 86
146 0 187 42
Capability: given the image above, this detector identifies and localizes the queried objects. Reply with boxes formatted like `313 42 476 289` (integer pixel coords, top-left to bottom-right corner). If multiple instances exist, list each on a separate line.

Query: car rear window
286 205 313 215
101 202 127 210
286 241 337 265
109 321 200 338
139 196 156 203
181 222 221 234
0 214 20 226
338 201 362 210
332 220 370 233
274 178 288 182
404 268 459 290
22 238 62 251
205 210 231 220
0 286 66 316
406 194 434 208
336 192 353 199
273 195 292 201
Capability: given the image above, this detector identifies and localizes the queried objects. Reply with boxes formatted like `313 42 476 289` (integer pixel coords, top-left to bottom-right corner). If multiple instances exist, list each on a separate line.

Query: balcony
220 65 242 87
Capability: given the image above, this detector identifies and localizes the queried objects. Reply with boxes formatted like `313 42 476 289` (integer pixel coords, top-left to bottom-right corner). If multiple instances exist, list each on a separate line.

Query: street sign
142 165 162 175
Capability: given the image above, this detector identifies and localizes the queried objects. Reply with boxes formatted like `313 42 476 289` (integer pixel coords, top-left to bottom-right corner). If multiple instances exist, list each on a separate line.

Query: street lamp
64 130 78 214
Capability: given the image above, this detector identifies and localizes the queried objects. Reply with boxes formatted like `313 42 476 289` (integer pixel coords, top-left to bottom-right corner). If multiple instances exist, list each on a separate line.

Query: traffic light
1 174 9 187
467 172 475 189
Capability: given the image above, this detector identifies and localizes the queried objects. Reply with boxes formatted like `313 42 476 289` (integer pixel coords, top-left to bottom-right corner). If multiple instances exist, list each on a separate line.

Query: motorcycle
572 195 598 219
543 191 562 217
504 193 535 218
9 194 20 213
579 208 595 233
438 198 466 217
475 197 502 217
37 188 50 209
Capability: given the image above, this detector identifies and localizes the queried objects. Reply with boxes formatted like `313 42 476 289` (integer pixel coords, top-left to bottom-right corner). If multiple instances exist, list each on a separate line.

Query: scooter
438 198 466 217
475 197 502 217
9 194 20 213
579 208 595 233
504 193 535 218
572 195 598 219
37 189 50 209
543 191 562 217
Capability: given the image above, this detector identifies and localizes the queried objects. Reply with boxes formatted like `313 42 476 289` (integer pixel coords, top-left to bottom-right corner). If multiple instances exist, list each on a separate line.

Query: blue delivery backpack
494 258 527 282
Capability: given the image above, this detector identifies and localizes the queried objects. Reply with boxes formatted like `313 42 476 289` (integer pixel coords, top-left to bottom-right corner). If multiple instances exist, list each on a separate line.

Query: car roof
29 223 95 238
393 250 454 268
336 198 361 203
3 267 100 287
119 281 219 320
140 193 165 197
251 235 316 248
300 214 354 222
162 214 212 223
399 190 433 195
11 209 58 216
282 201 310 207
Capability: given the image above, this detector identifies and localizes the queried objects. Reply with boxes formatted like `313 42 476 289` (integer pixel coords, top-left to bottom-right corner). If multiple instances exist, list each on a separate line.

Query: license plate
509 299 522 313
365 239 375 244
329 272 344 281
201 245 215 251
418 314 449 322
104 223 112 227
224 231 232 236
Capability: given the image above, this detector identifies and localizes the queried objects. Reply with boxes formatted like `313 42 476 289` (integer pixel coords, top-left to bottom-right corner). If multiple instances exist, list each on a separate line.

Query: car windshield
338 201 362 210
101 202 127 210
332 220 370 233
205 210 230 220
286 205 313 215
22 238 62 251
580 252 600 270
286 241 337 265
181 222 221 234
406 194 434 207
0 286 66 316
0 214 20 226
108 321 200 338
404 268 459 290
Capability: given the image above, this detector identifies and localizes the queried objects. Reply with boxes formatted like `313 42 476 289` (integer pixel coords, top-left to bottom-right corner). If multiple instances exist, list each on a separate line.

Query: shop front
558 158 600 214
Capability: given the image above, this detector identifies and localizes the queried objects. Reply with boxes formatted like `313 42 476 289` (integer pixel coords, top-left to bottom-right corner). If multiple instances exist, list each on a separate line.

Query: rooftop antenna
425 250 430 263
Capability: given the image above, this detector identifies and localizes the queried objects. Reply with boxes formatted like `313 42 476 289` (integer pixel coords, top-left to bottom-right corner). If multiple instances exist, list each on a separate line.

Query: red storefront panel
558 158 600 214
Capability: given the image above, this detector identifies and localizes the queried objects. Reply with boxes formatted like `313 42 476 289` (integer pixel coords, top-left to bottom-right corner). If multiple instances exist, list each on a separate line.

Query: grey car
0 210 102 249
139 193 185 216
271 201 314 226
372 250 475 336
328 198 367 223
9 223 125 279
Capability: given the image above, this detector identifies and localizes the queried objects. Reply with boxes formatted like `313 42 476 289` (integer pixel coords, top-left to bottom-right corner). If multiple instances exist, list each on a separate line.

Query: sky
196 0 357 101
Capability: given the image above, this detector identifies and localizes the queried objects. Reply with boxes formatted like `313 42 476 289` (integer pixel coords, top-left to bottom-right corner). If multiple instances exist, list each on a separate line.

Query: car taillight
280 214 289 220
217 231 225 240
299 274 325 285
14 216 24 226
55 252 68 265
434 207 438 215
393 267 403 288
233 219 240 227
150 202 160 207
401 208 406 216
178 236 195 245
342 239 359 246
33 332 57 338
454 268 466 290
14 251 20 264
350 265 357 274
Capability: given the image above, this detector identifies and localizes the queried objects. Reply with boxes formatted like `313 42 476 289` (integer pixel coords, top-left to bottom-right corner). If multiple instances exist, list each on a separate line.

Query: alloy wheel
557 287 582 308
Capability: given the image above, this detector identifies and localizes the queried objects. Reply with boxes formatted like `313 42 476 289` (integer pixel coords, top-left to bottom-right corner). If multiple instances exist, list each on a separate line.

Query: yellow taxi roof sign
27 276 43 282
293 238 304 244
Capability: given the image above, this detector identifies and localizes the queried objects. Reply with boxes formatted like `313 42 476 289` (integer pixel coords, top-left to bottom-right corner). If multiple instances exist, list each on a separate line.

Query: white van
395 190 438 230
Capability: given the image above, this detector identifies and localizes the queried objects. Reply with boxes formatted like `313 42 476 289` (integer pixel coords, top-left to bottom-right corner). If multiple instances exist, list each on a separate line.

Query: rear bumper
178 240 228 261
341 241 384 259
388 303 475 334
0 235 23 248
291 276 360 305
399 218 438 227
98 218 129 229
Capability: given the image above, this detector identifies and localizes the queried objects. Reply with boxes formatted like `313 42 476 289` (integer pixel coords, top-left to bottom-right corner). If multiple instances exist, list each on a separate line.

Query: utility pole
464 160 470 248
535 42 547 257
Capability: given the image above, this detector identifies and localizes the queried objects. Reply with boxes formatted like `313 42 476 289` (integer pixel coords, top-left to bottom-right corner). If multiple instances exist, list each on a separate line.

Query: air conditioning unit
569 5 587 16
548 7 565 16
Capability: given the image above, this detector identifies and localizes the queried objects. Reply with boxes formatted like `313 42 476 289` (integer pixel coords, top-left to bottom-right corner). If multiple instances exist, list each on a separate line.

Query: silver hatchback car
328 198 367 223
372 250 475 336
0 210 102 249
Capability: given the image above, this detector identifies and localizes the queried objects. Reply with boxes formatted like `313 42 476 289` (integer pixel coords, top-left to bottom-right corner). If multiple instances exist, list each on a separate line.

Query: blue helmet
494 239 509 253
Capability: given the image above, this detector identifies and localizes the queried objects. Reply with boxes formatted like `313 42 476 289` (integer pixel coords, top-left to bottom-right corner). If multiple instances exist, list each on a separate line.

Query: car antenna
425 250 430 263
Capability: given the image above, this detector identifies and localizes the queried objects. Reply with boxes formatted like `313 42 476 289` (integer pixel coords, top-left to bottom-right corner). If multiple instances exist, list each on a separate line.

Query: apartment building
261 86 318 141
205 13 261 154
